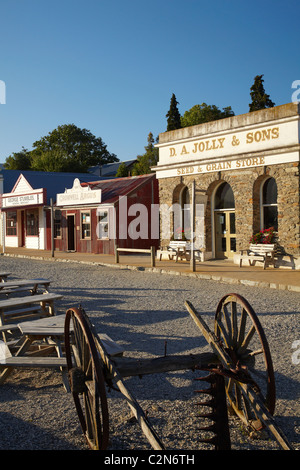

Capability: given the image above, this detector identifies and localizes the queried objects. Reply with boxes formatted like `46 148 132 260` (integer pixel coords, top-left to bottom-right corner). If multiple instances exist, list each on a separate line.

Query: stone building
154 103 300 268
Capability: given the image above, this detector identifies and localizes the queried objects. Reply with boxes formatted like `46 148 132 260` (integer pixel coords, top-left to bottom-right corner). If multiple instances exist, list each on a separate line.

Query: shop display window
6 211 17 236
81 211 91 239
26 209 39 236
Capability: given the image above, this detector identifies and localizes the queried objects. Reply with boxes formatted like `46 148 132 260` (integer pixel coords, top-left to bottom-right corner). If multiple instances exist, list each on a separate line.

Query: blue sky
0 0 299 164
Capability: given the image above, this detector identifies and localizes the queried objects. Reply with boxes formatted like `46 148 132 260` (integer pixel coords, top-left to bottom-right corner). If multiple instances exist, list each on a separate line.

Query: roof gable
11 174 35 194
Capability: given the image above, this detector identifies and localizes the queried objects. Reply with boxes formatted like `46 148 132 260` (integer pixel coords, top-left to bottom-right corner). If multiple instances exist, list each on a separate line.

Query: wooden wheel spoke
64 307 109 450
237 308 247 348
215 293 276 427
238 324 256 355
216 318 231 348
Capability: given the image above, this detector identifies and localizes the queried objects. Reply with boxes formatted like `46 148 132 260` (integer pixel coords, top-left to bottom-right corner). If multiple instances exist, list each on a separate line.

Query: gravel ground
0 255 299 452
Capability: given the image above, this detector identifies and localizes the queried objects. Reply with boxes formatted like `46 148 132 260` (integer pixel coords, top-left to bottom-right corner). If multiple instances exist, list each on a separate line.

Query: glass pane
263 178 277 205
230 238 236 251
215 183 235 209
221 238 226 251
229 212 236 234
264 206 278 231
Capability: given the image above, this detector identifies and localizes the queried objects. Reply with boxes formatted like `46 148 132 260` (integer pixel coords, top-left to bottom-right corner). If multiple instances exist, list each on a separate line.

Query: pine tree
132 133 159 175
249 75 275 112
166 93 181 131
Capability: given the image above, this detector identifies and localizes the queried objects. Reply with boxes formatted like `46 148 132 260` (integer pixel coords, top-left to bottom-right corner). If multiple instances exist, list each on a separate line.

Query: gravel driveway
0 256 299 451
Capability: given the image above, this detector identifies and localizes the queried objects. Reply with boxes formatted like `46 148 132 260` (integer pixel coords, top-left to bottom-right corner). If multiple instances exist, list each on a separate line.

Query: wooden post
114 241 119 263
190 180 195 272
150 246 155 267
50 198 54 258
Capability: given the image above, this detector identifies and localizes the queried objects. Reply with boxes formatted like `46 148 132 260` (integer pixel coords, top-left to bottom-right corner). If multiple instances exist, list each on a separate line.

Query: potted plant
249 227 275 245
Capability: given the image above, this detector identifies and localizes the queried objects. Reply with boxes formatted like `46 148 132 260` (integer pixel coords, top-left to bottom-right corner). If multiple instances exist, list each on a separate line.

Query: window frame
80 210 91 240
260 177 278 231
54 209 62 239
6 210 17 236
97 209 109 239
26 208 39 236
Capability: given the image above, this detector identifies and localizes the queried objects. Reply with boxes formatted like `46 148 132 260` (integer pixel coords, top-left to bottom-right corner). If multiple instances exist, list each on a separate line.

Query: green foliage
4 148 32 170
249 75 275 112
4 124 118 172
181 103 234 127
115 162 129 177
166 93 182 131
131 132 159 175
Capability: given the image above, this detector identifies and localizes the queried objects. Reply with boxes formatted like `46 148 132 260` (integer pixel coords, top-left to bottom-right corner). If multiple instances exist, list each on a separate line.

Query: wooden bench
239 244 276 269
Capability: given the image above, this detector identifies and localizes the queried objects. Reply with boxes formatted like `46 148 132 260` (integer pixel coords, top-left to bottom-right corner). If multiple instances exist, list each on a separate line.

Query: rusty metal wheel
214 293 276 430
64 307 109 450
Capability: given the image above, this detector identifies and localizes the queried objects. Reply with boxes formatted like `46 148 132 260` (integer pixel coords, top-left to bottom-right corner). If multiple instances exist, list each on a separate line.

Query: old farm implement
64 293 294 451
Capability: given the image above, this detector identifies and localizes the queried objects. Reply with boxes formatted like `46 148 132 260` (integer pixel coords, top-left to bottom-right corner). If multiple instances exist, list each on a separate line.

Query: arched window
176 186 190 239
215 182 235 210
261 177 278 231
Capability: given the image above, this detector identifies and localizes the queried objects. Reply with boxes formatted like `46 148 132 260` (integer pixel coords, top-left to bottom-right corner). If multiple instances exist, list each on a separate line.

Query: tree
4 124 119 172
115 161 129 177
181 103 235 127
166 93 181 131
249 75 275 112
30 124 118 172
4 147 32 170
132 132 159 175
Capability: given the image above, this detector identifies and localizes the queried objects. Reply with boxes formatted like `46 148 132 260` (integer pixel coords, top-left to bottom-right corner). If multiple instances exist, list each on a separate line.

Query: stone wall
158 161 300 257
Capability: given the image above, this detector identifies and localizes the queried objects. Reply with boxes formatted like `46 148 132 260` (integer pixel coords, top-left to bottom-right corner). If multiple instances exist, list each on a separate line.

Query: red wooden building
55 174 159 254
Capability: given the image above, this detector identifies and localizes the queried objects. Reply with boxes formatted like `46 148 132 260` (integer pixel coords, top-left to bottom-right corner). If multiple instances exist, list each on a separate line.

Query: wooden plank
109 352 218 379
0 293 63 309
97 333 124 357
0 279 50 289
0 356 67 367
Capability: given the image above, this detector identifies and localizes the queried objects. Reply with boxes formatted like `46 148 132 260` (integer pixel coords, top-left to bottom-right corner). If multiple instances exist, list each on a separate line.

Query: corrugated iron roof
81 173 156 205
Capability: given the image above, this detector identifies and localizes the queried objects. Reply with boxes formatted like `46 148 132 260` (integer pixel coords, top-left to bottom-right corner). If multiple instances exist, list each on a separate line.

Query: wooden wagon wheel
214 293 276 430
64 307 109 450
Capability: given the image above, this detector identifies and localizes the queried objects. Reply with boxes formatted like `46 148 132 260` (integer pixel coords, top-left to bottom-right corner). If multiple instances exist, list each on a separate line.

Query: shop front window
262 177 278 231
6 211 17 236
54 210 62 238
26 209 39 236
81 211 91 239
97 210 109 239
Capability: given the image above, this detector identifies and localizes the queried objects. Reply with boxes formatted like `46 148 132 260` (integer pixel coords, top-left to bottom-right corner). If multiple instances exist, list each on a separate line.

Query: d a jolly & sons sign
154 116 300 178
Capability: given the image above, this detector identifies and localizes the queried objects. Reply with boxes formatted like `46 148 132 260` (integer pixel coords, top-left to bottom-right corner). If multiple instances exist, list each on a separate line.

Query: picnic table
0 272 11 282
161 241 203 262
0 292 63 330
0 314 124 391
0 314 69 389
0 278 51 296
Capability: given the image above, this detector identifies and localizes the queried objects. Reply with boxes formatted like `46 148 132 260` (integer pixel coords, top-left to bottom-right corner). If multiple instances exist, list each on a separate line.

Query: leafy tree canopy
181 103 235 127
4 147 31 170
4 124 118 172
249 75 275 112
131 132 159 176
115 161 129 177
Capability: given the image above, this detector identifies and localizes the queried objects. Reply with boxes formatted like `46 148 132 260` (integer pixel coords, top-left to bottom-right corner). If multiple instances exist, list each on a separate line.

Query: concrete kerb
2 251 299 291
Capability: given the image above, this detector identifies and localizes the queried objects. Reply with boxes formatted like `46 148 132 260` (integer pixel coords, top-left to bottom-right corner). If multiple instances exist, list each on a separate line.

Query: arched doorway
214 182 236 259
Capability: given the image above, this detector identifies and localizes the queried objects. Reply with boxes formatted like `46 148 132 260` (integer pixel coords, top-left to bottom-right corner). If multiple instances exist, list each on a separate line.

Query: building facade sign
2 192 42 208
56 178 102 206
155 116 299 179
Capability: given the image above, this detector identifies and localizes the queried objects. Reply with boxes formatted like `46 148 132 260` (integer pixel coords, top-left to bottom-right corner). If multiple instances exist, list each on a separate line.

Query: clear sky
0 0 300 164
